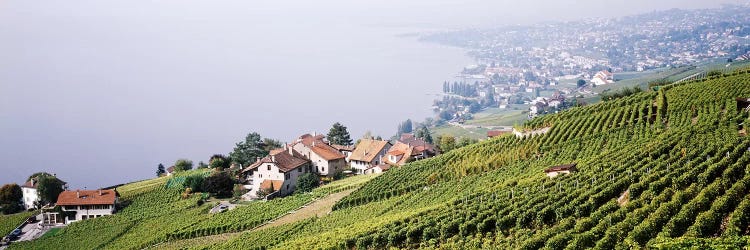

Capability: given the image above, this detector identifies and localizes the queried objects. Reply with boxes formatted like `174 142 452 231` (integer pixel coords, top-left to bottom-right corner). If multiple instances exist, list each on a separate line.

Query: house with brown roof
56 189 119 224
21 178 41 210
398 133 437 160
382 135 438 167
331 144 355 162
349 139 392 174
291 133 347 178
240 146 312 198
544 163 577 178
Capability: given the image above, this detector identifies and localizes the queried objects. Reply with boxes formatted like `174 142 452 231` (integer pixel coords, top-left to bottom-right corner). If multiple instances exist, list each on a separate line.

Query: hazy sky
0 0 742 189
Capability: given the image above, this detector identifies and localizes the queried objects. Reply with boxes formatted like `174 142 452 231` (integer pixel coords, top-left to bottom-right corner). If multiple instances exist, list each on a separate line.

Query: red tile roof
310 143 346 161
56 189 118 206
244 148 310 173
397 136 436 154
331 144 355 151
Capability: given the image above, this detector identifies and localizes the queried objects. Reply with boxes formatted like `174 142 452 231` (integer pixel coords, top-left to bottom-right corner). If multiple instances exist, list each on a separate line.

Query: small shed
544 163 577 178
737 98 750 112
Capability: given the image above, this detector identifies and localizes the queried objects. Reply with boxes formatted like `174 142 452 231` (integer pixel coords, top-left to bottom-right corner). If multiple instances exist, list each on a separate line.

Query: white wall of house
22 187 38 209
251 162 310 196
310 154 345 177
61 204 115 224
251 163 285 193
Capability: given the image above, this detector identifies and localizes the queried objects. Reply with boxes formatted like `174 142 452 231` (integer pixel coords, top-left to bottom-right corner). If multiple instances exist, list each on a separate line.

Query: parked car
8 228 22 239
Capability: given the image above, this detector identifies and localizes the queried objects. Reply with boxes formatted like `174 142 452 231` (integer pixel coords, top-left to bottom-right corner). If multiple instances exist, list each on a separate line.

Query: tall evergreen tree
415 126 434 144
156 163 165 177
327 122 353 146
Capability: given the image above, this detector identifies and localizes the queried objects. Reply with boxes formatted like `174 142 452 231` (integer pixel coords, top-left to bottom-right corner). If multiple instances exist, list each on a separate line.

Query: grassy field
0 211 35 237
465 108 528 126
430 125 489 140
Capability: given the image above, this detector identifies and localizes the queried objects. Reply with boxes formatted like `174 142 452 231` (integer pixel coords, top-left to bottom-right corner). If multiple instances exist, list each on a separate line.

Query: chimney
312 141 316 147
271 155 275 162
99 189 102 196
76 190 80 198
289 144 293 155
256 157 260 162
313 131 317 137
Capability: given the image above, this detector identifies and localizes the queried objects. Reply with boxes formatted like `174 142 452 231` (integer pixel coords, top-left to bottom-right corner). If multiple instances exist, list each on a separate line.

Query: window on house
298 168 302 172
322 167 325 172
267 165 271 171
286 184 289 190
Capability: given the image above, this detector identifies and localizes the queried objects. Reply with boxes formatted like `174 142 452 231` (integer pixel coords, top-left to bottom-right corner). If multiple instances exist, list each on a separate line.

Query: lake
0 0 474 188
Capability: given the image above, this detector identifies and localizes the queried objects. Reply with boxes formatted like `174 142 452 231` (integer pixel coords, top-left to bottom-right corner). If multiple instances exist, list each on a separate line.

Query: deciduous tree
174 159 193 172
37 175 65 204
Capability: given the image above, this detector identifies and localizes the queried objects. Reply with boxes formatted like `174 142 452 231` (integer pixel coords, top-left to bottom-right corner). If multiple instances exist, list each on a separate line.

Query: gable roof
244 148 310 173
385 142 417 165
331 144 355 152
296 133 326 146
397 134 436 154
310 143 346 161
57 189 118 206
350 139 391 162
21 179 38 189
21 176 67 189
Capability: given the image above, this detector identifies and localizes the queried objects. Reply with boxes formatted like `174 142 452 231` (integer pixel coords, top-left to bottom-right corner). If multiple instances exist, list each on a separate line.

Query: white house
591 70 614 86
349 139 391 174
21 176 67 210
240 147 312 198
56 189 119 224
21 179 40 210
291 134 347 178
332 144 355 163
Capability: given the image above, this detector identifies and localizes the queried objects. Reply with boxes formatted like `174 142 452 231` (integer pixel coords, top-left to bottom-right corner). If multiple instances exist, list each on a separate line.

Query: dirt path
151 189 355 249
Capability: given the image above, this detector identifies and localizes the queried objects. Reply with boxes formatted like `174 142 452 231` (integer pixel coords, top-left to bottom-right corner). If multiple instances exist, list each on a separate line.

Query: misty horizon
0 0 742 189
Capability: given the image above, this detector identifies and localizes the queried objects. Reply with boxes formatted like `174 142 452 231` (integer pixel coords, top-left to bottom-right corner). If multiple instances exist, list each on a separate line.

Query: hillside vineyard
9 69 750 249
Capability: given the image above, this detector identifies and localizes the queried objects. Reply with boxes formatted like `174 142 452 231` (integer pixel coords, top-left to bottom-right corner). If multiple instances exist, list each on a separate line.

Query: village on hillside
0 123 443 245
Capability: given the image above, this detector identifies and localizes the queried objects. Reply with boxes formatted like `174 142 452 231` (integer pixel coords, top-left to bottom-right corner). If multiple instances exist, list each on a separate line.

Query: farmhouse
349 139 392 174
21 176 67 210
383 135 437 167
240 146 312 198
291 133 347 178
21 178 40 210
544 163 577 178
56 189 119 224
